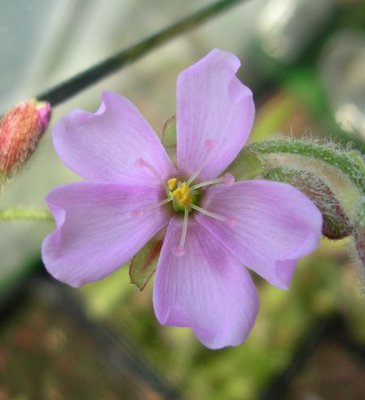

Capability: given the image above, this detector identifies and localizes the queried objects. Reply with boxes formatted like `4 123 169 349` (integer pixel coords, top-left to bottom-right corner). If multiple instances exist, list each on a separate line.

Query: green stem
247 139 365 194
0 208 53 221
37 0 245 106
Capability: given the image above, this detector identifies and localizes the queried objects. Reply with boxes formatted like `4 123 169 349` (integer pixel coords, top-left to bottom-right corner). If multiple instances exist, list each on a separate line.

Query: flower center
134 157 236 257
167 178 197 211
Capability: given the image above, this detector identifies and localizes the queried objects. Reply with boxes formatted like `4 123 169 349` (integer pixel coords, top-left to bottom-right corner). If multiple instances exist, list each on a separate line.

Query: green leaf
129 234 163 291
227 149 263 180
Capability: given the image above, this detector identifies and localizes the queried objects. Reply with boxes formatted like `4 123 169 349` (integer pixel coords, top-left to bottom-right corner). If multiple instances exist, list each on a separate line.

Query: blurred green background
1 0 365 399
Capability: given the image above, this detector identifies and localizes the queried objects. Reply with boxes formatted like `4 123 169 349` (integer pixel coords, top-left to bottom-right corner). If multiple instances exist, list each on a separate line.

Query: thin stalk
0 208 53 221
37 0 245 106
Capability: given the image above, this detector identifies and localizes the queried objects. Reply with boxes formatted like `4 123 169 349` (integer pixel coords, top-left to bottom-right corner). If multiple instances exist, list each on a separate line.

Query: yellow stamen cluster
167 178 177 191
168 178 192 208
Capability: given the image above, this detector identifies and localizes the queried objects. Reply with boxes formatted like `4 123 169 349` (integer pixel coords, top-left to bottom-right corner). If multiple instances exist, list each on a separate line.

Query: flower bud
355 229 365 270
0 99 51 178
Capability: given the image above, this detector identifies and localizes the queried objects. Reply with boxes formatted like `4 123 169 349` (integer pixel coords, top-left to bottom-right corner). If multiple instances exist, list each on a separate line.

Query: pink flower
42 49 322 349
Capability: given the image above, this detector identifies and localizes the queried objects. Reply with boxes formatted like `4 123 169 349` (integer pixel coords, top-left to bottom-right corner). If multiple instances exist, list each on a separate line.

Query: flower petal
153 217 258 349
42 182 169 287
176 49 254 181
196 181 322 289
53 91 174 186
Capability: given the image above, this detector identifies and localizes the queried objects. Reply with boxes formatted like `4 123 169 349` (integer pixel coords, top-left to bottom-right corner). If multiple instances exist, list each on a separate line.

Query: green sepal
129 233 163 291
227 149 263 180
161 115 176 162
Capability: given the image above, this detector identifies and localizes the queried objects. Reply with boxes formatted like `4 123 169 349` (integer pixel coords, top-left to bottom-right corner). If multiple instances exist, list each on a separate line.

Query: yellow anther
168 177 178 191
172 182 192 207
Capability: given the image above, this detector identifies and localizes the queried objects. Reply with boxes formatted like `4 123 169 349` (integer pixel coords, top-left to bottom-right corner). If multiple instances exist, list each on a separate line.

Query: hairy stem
247 139 365 195
0 208 53 221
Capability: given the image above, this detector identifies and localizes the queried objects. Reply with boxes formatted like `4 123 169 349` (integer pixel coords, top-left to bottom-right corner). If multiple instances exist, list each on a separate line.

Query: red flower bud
0 99 51 178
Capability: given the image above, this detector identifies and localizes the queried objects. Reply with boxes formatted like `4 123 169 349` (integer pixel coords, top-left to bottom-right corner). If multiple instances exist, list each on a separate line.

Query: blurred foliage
80 237 365 399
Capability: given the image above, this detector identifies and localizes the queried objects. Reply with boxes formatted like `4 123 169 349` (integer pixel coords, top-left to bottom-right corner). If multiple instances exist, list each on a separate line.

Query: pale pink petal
196 181 322 289
53 91 174 186
176 49 254 181
153 217 258 349
42 182 170 287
